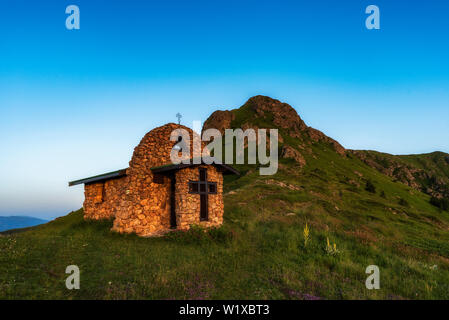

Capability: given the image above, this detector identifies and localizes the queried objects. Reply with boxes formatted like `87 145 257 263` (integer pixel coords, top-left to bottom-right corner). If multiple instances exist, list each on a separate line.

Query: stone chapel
69 123 238 236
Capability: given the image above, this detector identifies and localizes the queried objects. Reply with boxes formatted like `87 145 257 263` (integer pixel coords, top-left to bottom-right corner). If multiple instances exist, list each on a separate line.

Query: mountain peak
203 95 346 156
244 95 308 134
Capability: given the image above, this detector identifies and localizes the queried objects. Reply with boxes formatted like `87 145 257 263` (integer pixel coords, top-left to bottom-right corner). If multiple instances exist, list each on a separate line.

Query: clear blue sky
0 0 448 219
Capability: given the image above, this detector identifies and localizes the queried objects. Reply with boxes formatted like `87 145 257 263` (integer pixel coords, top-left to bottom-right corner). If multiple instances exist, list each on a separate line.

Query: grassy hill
1 96 449 299
350 150 449 201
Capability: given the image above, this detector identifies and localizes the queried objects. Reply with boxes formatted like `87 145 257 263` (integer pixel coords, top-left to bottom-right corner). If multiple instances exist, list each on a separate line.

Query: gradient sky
0 0 448 219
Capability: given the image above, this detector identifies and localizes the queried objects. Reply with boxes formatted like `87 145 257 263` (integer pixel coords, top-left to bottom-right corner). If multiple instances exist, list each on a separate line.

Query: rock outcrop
281 145 306 167
244 95 308 137
202 110 235 135
202 95 346 156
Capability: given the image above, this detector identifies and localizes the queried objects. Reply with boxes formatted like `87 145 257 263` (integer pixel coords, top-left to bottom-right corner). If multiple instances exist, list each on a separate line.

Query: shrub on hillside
365 180 376 193
208 226 235 243
398 198 409 207
430 197 449 211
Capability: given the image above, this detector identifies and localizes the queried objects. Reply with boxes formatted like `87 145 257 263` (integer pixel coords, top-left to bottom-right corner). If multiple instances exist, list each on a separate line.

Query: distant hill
0 216 47 232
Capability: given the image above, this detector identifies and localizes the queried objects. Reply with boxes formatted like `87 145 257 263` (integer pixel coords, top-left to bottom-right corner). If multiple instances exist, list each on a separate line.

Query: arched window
173 135 183 151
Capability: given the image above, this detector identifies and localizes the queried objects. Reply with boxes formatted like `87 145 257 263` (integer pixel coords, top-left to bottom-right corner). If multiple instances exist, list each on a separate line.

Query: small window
208 183 217 194
189 182 199 193
153 174 164 184
173 135 183 151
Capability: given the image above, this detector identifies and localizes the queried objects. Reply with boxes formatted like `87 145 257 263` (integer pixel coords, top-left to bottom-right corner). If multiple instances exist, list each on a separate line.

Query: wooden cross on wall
188 168 217 221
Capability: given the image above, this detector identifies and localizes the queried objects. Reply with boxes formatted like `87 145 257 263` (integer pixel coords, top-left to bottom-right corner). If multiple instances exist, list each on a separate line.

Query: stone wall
111 172 172 236
83 176 128 220
175 165 224 230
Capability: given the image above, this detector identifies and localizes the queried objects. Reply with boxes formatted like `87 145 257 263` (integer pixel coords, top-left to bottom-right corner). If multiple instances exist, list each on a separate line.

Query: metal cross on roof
176 113 182 124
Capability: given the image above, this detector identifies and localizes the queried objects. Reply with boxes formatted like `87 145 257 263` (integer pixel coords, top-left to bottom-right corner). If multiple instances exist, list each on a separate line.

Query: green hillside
350 150 449 211
1 96 449 299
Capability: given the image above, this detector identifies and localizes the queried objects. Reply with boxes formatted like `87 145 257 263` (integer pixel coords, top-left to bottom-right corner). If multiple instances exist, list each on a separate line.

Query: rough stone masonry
69 123 238 237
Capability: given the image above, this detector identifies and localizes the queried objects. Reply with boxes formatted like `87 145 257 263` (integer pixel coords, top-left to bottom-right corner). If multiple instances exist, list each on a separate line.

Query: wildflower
303 223 310 247
326 237 339 255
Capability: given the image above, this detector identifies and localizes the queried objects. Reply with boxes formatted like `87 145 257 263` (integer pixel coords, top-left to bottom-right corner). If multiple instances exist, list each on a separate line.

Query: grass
2 147 449 299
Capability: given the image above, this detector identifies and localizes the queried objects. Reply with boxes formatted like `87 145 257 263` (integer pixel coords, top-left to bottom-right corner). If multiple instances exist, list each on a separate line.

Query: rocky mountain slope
203 95 346 163
349 150 449 200
204 95 449 205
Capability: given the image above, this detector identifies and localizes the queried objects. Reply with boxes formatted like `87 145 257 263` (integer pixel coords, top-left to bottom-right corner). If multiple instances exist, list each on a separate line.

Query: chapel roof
150 157 239 175
68 168 127 186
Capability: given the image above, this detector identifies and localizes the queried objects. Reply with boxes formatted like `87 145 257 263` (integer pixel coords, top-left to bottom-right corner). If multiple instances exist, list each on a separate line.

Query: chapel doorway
170 174 177 228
